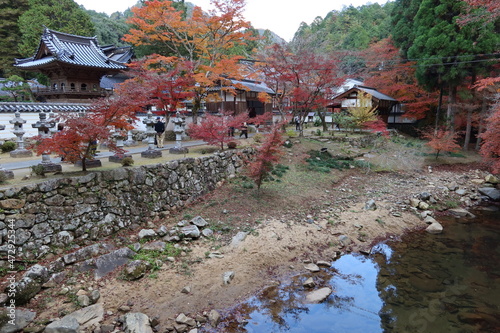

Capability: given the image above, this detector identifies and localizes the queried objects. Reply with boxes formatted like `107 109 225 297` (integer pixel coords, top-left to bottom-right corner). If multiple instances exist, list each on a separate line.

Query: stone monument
9 112 33 157
141 111 162 158
109 130 132 163
32 112 62 173
169 111 189 154
0 124 14 179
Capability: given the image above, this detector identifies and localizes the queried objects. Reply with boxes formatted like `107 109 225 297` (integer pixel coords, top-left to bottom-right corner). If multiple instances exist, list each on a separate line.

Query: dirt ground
3 132 492 332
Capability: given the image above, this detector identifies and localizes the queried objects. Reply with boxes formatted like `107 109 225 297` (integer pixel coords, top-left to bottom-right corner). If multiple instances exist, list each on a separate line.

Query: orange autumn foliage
420 127 462 160
124 0 258 122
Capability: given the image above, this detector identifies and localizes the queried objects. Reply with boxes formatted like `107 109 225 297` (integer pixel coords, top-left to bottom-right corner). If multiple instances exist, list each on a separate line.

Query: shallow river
209 207 500 333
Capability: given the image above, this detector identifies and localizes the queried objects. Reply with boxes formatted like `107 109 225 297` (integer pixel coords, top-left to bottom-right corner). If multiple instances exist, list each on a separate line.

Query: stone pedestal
0 169 14 180
169 147 189 154
141 150 162 159
109 154 132 163
36 162 62 173
10 149 33 158
75 159 102 169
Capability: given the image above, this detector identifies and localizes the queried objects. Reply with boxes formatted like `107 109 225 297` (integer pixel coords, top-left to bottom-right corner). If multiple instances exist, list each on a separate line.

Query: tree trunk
434 85 443 133
317 109 328 132
192 98 201 125
463 108 472 150
446 84 457 131
475 96 487 150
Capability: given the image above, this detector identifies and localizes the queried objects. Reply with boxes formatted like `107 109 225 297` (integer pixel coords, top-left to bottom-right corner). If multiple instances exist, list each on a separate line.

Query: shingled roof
0 102 91 113
14 28 132 71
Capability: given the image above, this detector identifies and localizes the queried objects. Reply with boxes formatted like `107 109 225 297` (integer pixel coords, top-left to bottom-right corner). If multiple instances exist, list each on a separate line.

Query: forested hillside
293 2 394 51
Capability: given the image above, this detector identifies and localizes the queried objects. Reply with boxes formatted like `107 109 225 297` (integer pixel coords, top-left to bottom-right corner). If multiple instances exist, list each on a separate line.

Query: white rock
305 287 332 304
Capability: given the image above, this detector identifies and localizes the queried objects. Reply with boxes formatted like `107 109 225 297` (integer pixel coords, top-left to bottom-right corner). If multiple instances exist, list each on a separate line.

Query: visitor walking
294 116 300 130
154 117 165 148
239 122 248 139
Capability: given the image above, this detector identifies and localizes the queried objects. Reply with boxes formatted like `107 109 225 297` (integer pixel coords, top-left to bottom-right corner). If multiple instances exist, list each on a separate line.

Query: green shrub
1 141 16 153
121 156 134 166
252 133 263 143
286 130 297 138
31 164 45 177
0 172 7 184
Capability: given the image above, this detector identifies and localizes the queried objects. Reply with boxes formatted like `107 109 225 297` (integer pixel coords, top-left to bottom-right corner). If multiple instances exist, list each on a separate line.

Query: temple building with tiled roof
15 28 133 103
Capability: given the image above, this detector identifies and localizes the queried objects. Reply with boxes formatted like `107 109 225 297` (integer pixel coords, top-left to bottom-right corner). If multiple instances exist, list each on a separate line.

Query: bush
31 165 45 177
252 133 263 143
0 172 7 184
227 141 237 149
1 141 16 153
121 156 134 166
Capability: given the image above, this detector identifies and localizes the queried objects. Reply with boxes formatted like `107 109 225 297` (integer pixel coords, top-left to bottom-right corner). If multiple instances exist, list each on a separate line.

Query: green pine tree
18 0 96 58
0 0 29 76
405 0 499 127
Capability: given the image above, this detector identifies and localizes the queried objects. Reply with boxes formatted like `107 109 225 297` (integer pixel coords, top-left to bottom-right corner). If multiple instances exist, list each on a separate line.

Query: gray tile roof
209 79 275 94
356 86 397 102
15 28 130 71
0 102 91 113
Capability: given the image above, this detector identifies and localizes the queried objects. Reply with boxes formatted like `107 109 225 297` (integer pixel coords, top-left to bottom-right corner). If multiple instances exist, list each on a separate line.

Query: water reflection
211 208 500 333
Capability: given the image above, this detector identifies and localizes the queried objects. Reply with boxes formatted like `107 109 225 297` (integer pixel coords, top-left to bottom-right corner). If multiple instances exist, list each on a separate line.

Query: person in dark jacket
239 122 248 139
154 117 165 148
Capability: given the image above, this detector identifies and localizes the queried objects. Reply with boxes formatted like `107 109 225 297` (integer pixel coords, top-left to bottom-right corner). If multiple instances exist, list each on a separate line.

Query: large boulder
45 304 104 333
180 225 200 239
426 222 443 234
123 313 153 333
478 187 500 201
7 277 41 306
122 260 152 280
44 317 79 333
0 308 36 333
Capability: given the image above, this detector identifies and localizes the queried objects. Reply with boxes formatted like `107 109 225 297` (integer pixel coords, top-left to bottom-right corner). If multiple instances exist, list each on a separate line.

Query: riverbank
1 133 498 333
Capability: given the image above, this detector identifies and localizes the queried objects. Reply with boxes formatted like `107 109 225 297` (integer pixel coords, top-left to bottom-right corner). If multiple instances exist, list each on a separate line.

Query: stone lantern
124 119 136 147
169 111 189 154
9 111 33 157
0 124 14 179
109 129 132 163
32 112 62 173
141 111 162 158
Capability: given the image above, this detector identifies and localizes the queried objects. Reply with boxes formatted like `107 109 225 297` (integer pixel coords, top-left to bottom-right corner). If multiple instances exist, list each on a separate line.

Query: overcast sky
75 0 389 42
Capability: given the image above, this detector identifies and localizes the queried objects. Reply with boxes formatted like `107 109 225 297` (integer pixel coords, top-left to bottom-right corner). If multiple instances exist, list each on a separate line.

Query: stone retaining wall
0 149 253 259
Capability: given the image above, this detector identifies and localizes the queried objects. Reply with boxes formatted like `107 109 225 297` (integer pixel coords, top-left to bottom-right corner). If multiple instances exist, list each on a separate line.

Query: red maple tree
420 127 462 159
123 55 195 124
361 38 438 121
479 102 500 173
363 116 389 137
188 111 248 150
246 120 286 190
257 43 346 133
34 97 137 171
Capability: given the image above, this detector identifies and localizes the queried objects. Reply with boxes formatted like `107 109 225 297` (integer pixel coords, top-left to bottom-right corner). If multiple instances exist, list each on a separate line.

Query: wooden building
205 79 276 118
329 85 400 123
14 28 133 103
